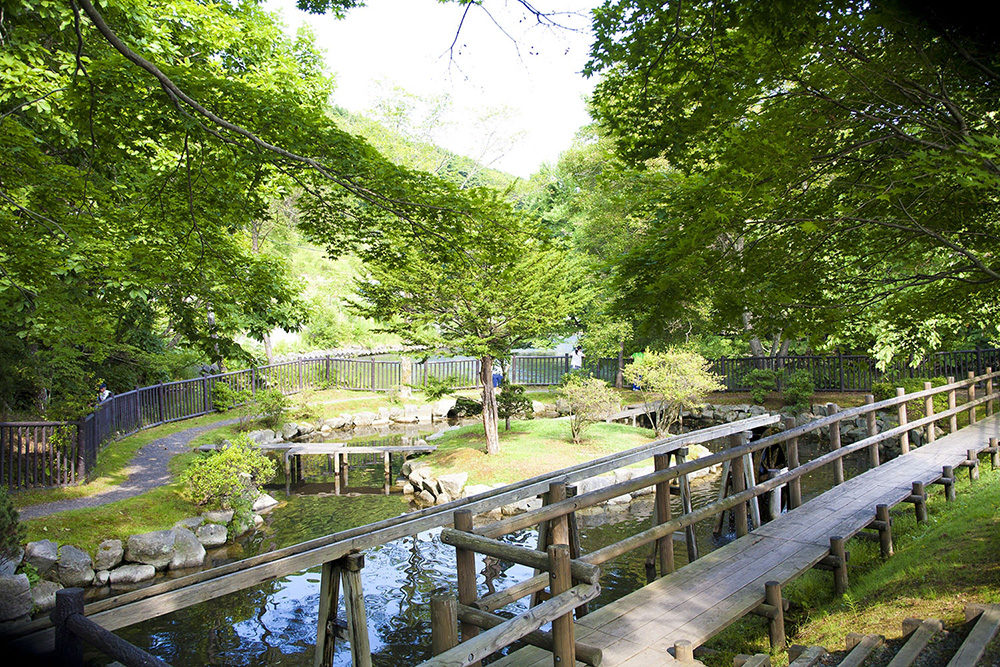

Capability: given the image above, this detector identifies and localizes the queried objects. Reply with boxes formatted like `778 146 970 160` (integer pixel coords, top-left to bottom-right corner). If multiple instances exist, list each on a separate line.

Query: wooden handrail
439 529 601 585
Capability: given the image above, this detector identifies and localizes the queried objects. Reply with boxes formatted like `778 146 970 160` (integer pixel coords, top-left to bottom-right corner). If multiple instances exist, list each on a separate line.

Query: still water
114 431 872 665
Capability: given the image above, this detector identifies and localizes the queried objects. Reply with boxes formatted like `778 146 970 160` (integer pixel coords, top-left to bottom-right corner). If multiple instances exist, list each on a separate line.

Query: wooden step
947 604 1000 666
838 633 883 667
886 618 943 667
788 645 827 666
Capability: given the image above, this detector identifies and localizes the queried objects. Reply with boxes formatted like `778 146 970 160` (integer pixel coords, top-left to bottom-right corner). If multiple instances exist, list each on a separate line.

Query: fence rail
5 348 1000 490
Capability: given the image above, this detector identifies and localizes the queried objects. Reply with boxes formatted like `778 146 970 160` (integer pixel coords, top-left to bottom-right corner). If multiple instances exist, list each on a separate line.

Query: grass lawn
421 418 656 486
20 453 205 555
286 387 483 422
11 411 236 510
700 461 1000 665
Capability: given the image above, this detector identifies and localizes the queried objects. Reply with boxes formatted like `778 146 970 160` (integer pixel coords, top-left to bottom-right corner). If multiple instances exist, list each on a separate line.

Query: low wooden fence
7 371 996 665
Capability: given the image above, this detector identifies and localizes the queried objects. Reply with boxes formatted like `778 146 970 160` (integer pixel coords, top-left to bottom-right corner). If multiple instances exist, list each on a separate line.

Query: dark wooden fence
5 348 999 490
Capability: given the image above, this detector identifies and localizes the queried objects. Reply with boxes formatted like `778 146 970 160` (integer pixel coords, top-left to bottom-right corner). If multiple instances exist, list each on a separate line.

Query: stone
125 529 176 570
320 423 333 434
401 483 415 495
31 580 62 611
253 514 264 527
437 472 468 497
476 507 503 522
56 545 94 587
203 509 235 524
401 459 430 477
0 575 32 621
173 517 204 532
109 564 156 585
464 484 492 498
749 405 768 416
252 493 279 513
247 429 276 445
501 497 542 516
425 431 444 442
574 475 613 495
230 512 255 537
418 490 436 505
281 422 299 440
94 570 110 587
435 492 452 505
327 417 347 429
169 528 206 570
298 422 316 436
0 548 23 577
195 523 228 548
421 478 438 497
352 411 376 427
433 398 457 418
532 400 547 414
24 540 59 576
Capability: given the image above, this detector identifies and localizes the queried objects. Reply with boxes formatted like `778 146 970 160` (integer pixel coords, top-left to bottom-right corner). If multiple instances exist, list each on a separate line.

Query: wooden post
947 376 958 433
548 544 575 666
783 418 802 510
895 388 909 454
157 381 165 424
923 382 936 443
942 466 955 502
454 509 480 663
340 452 348 489
252 365 258 397
674 639 694 663
912 482 927 522
333 452 341 495
547 482 569 546
828 403 844 485
531 488 553 607
315 560 342 667
383 451 391 495
765 580 786 649
987 368 994 417
565 485 588 618
52 587 84 667
341 553 371 667
676 448 699 562
653 453 675 576
875 504 893 558
731 449 749 538
991 438 999 470
830 536 848 595
284 454 292 496
370 360 376 391
967 449 980 481
430 594 459 656
865 394 880 467
968 371 977 424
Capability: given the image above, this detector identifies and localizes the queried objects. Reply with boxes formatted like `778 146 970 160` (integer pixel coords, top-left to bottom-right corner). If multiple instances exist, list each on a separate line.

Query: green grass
21 453 205 556
421 418 656 485
700 460 1000 665
12 411 236 509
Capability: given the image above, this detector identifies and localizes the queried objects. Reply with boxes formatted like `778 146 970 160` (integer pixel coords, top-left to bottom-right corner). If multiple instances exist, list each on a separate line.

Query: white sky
264 0 599 177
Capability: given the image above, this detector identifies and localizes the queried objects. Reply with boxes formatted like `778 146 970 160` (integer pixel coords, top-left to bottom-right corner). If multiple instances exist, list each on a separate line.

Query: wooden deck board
493 415 999 665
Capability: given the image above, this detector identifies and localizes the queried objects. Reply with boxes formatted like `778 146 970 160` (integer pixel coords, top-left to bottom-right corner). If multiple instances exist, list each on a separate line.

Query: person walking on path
570 345 585 370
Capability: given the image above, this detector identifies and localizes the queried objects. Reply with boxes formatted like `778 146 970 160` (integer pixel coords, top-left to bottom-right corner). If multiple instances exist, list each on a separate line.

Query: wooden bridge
5 372 999 667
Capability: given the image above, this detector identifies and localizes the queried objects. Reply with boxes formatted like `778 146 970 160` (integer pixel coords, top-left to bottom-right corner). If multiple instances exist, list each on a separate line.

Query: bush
623 348 724 436
497 381 532 430
213 383 250 413
744 368 778 404
452 396 483 417
872 376 949 420
421 374 463 401
0 486 25 558
179 434 277 509
782 369 815 411
253 388 288 429
561 376 619 444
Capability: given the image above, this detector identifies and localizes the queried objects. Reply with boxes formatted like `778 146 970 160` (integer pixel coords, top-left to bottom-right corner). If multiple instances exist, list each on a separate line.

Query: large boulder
109 564 156 585
56 545 95 587
125 530 176 570
400 459 430 477
94 570 110 587
463 484 492 499
280 422 299 440
326 416 347 430
437 472 468 497
0 548 23 577
173 517 204 532
203 509 235 524
195 523 228 548
501 497 543 516
252 493 279 513
30 580 62 612
247 429 277 445
298 422 316 436
0 574 32 621
169 528 206 570
24 540 58 577
352 411 376 427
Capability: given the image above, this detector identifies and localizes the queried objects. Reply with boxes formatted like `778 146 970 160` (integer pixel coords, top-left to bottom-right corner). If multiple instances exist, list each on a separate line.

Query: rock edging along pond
0 492 279 627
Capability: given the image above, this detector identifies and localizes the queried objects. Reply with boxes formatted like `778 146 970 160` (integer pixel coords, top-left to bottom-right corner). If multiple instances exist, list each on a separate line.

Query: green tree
623 349 723 437
496 379 532 430
560 376 619 444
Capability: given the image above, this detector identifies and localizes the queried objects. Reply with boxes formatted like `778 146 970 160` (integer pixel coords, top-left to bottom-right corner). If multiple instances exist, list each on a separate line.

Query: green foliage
782 370 815 412
0 486 26 557
213 384 251 413
253 389 289 430
624 349 724 436
872 376 949 420
497 381 533 430
560 376 619 444
178 435 276 509
452 396 483 418
745 368 778 405
421 374 462 401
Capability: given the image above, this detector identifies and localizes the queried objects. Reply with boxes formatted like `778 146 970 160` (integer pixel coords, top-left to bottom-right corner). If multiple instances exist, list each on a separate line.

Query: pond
112 429 872 665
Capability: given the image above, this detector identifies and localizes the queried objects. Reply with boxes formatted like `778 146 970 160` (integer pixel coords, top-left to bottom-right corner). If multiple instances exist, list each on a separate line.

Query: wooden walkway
283 442 437 495
492 414 1000 666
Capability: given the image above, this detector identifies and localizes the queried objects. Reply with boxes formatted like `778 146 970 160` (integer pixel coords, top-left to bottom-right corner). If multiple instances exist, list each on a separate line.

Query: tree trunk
263 332 274 364
479 355 500 455
615 341 625 389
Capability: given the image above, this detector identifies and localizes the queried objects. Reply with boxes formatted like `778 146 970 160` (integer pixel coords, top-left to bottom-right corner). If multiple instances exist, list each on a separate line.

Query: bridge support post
674 639 695 662
968 371 977 424
676 448 699 562
830 536 848 595
923 382 936 444
987 368 994 416
52 587 85 667
334 453 342 495
566 486 588 618
909 482 928 522
865 395 880 468
653 453 675 577
782 419 802 509
990 438 999 469
895 388 910 454
875 504 893 558
940 466 956 502
342 553 372 667
548 544 576 666
947 377 958 434
966 449 980 481
765 581 786 649
430 594 459 656
315 560 342 667
731 447 749 538
454 509 481 666
828 403 844 484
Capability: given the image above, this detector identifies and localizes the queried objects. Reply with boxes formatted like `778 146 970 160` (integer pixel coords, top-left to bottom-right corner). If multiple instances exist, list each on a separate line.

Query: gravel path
19 418 240 520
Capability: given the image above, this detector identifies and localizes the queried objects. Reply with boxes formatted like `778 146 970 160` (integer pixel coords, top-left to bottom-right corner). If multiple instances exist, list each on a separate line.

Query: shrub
561 376 619 444
452 396 483 417
782 369 815 411
0 486 25 558
421 374 462 401
179 434 277 508
744 368 778 404
253 388 288 429
213 383 250 413
872 376 948 420
624 348 724 436
497 381 533 430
